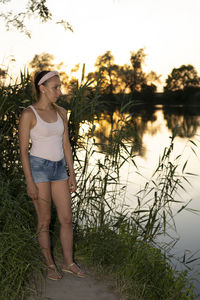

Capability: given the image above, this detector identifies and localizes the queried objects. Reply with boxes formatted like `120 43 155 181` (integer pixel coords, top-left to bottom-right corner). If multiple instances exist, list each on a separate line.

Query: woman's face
42 76 62 103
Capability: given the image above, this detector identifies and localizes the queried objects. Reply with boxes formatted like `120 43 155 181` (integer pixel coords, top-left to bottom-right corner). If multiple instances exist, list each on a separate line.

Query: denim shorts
29 155 69 183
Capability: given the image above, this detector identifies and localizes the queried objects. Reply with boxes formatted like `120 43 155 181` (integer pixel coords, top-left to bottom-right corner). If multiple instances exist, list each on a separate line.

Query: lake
86 104 200 298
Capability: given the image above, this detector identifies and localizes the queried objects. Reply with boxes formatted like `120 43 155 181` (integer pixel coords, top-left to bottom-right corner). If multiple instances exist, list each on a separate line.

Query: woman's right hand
26 181 38 200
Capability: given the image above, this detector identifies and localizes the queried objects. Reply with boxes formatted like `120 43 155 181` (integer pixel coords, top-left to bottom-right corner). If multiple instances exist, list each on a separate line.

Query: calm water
90 104 200 297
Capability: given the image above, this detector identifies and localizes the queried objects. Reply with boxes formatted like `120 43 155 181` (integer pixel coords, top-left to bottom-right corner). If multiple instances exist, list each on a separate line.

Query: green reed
0 74 44 300
64 76 195 298
0 70 196 299
70 131 195 299
60 76 195 298
131 128 198 248
0 176 44 300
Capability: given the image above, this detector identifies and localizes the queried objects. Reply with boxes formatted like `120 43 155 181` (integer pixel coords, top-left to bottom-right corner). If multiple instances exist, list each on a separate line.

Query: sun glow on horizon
0 0 200 92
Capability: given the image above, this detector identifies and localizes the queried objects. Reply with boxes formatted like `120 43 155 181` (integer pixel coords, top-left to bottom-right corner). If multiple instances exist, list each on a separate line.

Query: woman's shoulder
20 106 35 122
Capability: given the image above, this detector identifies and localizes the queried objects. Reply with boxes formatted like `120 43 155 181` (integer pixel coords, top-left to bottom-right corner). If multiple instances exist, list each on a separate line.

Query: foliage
164 65 200 92
130 128 195 244
90 51 121 94
0 174 44 300
0 69 33 177
76 227 194 300
129 48 147 92
87 48 160 95
0 70 196 299
65 79 196 298
0 0 73 37
28 52 83 94
26 48 161 101
29 52 55 70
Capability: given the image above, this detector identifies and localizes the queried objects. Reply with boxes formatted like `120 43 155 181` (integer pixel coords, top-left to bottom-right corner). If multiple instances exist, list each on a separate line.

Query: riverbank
29 263 120 300
0 174 194 299
27 233 194 300
0 75 197 299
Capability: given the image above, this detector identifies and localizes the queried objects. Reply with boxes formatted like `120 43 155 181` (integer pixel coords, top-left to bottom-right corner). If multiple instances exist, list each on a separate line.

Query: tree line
29 50 200 104
1 48 200 105
1 1 200 104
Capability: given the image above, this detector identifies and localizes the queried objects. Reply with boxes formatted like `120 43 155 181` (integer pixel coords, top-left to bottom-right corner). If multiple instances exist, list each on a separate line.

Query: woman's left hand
68 174 77 193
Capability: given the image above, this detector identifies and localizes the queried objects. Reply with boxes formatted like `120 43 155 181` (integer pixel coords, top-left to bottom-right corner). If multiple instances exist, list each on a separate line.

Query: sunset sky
0 0 200 91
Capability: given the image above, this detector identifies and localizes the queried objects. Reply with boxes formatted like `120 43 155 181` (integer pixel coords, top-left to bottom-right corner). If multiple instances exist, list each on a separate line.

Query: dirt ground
30 265 121 300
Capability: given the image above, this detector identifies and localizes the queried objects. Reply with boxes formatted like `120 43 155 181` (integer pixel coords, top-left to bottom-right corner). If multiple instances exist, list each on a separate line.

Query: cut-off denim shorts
29 155 69 183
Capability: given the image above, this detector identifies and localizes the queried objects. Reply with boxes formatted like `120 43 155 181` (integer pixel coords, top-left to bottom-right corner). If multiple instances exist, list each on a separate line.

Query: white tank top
29 105 64 161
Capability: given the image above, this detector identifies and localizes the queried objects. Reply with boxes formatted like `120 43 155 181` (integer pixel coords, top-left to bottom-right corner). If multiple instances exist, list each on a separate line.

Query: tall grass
0 176 44 300
0 72 43 300
69 116 195 299
132 128 192 242
0 70 196 299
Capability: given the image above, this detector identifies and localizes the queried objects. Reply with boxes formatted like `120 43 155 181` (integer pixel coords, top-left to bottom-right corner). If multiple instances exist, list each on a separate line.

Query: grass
0 176 44 300
0 70 197 299
75 227 194 300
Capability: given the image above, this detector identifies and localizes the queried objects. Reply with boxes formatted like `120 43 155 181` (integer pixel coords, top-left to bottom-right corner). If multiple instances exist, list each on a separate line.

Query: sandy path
34 269 121 300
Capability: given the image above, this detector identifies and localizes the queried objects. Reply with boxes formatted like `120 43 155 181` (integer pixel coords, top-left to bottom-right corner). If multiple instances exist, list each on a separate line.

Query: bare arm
61 107 77 193
18 108 38 200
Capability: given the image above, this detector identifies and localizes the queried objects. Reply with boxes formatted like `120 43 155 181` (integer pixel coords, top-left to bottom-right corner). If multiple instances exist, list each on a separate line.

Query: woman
18 70 85 280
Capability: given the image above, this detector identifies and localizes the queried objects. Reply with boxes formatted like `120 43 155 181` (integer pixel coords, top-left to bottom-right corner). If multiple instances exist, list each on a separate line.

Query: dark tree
87 51 120 94
118 49 159 95
129 48 147 93
29 52 55 70
164 64 200 92
87 49 159 98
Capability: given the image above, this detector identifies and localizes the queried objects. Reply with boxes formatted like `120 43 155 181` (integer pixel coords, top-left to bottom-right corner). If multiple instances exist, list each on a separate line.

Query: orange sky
0 0 200 91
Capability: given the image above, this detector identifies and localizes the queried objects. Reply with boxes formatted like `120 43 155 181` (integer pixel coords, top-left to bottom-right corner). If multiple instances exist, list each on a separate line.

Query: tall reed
0 70 196 299
0 175 44 300
0 72 42 300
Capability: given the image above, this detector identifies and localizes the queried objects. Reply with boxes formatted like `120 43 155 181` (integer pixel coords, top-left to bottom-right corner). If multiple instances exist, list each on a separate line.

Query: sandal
62 262 86 278
46 264 62 281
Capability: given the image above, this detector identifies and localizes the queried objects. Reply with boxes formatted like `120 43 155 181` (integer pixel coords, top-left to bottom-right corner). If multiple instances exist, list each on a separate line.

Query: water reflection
88 105 200 156
79 105 200 296
163 106 200 138
91 107 157 157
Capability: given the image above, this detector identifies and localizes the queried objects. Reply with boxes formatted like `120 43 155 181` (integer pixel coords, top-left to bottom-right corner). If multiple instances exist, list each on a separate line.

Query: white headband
38 71 59 86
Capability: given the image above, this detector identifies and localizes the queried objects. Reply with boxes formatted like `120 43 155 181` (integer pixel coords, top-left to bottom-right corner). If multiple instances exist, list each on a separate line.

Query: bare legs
33 179 85 279
51 179 73 266
32 182 53 266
